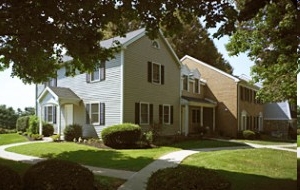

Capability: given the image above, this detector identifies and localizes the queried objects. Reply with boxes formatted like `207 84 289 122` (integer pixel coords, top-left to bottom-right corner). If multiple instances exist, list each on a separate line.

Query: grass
182 148 296 190
297 135 300 146
236 139 295 146
6 139 242 171
0 133 28 145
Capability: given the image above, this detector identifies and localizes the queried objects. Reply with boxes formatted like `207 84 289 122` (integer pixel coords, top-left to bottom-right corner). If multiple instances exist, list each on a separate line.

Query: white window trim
152 62 161 85
163 104 171 125
182 75 189 91
140 102 150 125
88 102 100 125
194 78 200 94
90 69 101 83
44 105 55 124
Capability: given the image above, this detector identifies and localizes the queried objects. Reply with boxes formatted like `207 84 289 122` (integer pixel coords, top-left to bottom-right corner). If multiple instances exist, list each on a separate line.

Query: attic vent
152 40 160 49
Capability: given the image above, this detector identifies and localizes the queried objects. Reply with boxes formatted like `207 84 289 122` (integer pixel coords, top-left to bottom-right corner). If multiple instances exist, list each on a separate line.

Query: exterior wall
264 120 290 139
123 35 181 135
182 57 238 137
181 84 205 99
36 54 123 137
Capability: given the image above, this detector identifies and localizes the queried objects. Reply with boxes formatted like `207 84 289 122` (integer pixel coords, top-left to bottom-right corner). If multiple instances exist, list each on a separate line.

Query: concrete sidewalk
0 138 296 190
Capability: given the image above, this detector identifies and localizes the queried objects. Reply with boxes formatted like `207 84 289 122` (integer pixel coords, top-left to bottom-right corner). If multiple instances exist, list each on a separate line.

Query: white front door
64 104 73 131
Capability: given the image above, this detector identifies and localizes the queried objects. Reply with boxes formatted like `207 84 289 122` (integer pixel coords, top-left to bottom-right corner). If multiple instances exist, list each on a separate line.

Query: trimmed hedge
23 159 95 190
0 164 22 190
243 130 256 140
147 166 231 190
16 116 30 132
101 123 142 148
64 124 82 141
27 116 39 135
42 123 54 137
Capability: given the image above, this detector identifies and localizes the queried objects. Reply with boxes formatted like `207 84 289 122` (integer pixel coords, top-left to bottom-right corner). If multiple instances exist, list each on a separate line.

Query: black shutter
135 103 140 124
86 73 91 83
161 65 165 85
159 105 163 124
86 104 90 124
54 78 57 87
53 106 57 124
44 107 47 121
170 106 173 124
148 62 152 83
150 104 153 125
100 103 105 125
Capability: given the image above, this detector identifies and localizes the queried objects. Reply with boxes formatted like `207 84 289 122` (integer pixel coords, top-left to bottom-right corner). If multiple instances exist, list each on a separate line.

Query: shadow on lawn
216 169 296 190
41 149 152 171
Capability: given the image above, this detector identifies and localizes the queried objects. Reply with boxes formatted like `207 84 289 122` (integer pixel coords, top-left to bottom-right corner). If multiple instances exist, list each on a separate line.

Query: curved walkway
0 138 296 190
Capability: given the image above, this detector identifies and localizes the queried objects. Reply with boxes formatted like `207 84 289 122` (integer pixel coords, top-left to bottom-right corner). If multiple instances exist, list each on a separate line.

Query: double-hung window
183 75 188 91
86 102 105 125
192 109 201 124
87 61 105 83
140 103 150 125
148 62 164 85
194 78 200 94
159 104 173 125
44 105 56 124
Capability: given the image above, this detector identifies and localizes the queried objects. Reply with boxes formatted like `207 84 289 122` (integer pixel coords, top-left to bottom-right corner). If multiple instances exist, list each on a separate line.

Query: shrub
64 124 82 141
30 134 43 140
0 164 22 190
16 116 30 132
101 123 142 148
142 131 153 145
27 116 39 134
243 130 256 140
42 123 54 137
147 165 231 190
23 159 95 190
50 134 61 141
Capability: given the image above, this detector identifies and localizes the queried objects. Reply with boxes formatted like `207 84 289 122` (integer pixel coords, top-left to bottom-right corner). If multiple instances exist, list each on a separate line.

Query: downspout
237 81 240 133
120 50 124 124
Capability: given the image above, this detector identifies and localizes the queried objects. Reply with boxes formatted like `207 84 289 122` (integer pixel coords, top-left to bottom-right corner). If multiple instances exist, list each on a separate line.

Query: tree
165 17 233 74
0 0 237 84
0 105 18 129
226 0 298 104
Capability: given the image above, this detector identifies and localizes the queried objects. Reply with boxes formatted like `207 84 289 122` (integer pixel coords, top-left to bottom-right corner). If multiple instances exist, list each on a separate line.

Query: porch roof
181 96 217 108
37 86 81 106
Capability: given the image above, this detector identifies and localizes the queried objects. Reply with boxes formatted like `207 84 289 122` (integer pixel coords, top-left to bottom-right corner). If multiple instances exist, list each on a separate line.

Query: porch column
184 105 189 136
39 104 43 135
200 107 203 126
57 105 61 137
212 107 216 131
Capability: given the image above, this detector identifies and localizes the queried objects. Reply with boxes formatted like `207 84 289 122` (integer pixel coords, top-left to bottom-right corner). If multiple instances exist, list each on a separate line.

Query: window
135 102 153 125
87 62 105 83
152 40 160 49
192 109 201 124
148 62 164 85
183 75 188 90
159 104 173 125
44 105 56 124
86 102 105 125
44 78 57 87
194 79 200 94
140 103 150 125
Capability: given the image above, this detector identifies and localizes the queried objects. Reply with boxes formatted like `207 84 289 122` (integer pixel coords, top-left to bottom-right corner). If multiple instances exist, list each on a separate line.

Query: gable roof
181 55 240 82
264 101 292 120
37 86 81 105
62 28 181 66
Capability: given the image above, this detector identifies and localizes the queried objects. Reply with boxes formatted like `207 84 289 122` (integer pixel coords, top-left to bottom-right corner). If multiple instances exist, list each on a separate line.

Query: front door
64 104 73 131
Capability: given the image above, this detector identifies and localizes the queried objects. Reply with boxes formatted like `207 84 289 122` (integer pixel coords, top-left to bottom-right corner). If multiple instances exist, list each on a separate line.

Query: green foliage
42 123 54 137
147 165 231 190
27 115 39 134
101 123 142 148
243 130 256 140
23 159 95 190
29 134 43 141
16 116 30 132
142 131 153 145
226 0 298 104
0 1 237 83
64 124 82 142
50 134 61 141
0 164 22 190
0 128 17 134
0 105 18 129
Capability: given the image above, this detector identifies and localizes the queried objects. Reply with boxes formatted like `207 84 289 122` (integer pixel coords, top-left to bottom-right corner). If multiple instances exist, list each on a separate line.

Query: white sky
0 34 255 110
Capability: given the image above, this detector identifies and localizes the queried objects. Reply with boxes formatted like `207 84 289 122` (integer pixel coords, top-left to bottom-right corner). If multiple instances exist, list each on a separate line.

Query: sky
0 34 255 110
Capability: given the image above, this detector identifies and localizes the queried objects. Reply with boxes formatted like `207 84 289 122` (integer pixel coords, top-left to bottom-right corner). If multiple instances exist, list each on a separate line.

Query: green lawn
6 139 242 171
236 139 295 146
0 133 28 145
182 148 296 190
297 135 300 146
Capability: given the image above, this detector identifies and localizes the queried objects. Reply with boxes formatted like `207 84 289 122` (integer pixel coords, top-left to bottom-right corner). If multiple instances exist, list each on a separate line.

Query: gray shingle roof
264 101 291 120
49 87 81 100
